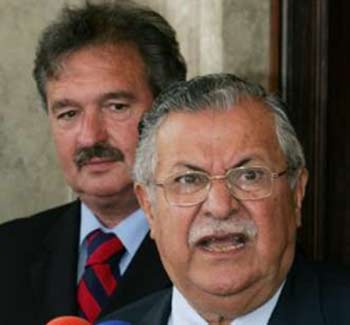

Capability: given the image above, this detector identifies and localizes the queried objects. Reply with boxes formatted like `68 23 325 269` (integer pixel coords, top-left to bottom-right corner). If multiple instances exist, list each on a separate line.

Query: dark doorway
279 0 350 265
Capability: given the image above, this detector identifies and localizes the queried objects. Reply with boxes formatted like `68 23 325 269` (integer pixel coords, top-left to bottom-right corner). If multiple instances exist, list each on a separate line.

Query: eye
168 172 208 195
243 170 259 180
107 102 130 112
104 101 132 121
56 110 78 120
239 168 266 184
175 173 207 185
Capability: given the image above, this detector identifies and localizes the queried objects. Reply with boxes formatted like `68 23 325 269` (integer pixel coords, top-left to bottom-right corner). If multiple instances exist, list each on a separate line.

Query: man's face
137 101 308 316
46 44 153 203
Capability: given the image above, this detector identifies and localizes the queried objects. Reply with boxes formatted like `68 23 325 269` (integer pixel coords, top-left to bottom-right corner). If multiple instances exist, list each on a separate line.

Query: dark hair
33 0 187 110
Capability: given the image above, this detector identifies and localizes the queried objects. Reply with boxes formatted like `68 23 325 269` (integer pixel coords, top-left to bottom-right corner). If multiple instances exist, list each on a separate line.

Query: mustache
74 142 124 168
188 216 257 247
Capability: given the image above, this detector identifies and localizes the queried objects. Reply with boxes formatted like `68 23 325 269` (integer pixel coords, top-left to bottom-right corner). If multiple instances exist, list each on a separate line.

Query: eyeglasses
155 166 288 207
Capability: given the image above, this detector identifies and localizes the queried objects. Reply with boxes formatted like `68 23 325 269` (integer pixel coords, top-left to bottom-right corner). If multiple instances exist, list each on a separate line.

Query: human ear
293 168 309 226
134 183 157 239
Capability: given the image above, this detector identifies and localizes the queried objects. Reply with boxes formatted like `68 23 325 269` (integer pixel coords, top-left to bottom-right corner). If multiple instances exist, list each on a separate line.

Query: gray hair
33 0 186 111
133 73 305 190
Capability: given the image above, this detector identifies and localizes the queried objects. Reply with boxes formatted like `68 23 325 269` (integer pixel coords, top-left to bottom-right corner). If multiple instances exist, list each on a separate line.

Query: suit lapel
101 233 171 317
30 201 81 324
269 255 324 325
138 289 172 325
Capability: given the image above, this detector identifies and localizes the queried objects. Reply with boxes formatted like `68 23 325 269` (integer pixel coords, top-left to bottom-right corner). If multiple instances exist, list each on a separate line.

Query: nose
77 109 108 147
201 179 240 219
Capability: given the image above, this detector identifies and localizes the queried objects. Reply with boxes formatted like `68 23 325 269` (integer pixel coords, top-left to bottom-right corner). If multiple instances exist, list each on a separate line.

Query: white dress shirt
77 203 149 281
168 283 284 325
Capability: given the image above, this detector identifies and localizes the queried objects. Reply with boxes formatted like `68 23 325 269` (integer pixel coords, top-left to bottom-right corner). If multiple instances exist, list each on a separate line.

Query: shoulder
311 261 350 314
299 257 350 294
288 256 350 323
0 201 79 248
102 289 172 323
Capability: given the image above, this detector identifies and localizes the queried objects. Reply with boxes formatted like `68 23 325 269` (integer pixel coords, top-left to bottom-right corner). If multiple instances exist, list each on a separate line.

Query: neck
181 253 293 323
195 283 275 323
208 318 232 325
80 188 139 228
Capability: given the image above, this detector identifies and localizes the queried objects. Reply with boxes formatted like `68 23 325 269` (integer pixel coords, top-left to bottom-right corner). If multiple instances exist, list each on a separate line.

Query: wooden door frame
274 0 329 260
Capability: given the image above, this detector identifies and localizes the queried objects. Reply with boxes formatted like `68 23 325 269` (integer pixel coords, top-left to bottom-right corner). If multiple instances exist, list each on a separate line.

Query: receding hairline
154 95 277 132
152 97 282 161
46 40 147 81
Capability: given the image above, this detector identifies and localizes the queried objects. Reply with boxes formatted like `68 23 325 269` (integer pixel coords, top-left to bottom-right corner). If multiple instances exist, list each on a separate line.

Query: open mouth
196 233 249 252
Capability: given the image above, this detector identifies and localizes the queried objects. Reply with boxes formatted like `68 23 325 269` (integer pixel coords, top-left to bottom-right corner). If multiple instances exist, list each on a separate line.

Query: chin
198 280 245 297
75 174 131 194
191 266 258 298
72 183 119 198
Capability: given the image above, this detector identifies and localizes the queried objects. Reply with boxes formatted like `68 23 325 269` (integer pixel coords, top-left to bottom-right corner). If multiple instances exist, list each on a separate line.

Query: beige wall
0 0 271 223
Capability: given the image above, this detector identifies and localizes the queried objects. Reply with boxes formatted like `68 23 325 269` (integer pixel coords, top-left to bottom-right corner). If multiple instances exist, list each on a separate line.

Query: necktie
77 229 125 322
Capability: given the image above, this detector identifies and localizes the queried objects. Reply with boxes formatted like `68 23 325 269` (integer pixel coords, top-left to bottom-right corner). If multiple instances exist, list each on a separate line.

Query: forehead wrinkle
47 44 151 113
156 109 236 174
233 103 286 166
155 112 214 175
154 105 286 179
207 103 285 170
52 43 147 85
202 110 225 171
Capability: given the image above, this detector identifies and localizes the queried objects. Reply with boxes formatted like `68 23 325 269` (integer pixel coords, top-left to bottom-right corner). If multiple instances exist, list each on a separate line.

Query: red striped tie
77 229 125 322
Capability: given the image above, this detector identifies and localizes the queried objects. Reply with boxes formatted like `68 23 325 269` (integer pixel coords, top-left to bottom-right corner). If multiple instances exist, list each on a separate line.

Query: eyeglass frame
154 165 289 207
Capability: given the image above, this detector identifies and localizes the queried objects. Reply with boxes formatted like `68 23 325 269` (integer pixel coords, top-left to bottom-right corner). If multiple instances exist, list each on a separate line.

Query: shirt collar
169 282 284 325
233 283 284 325
170 287 208 325
80 202 149 257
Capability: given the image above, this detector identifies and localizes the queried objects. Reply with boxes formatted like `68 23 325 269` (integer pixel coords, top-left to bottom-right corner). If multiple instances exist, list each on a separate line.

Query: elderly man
0 1 186 324
103 74 350 324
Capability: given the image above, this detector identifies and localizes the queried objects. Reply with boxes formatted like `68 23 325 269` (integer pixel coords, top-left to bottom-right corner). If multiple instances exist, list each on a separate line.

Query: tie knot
86 229 124 266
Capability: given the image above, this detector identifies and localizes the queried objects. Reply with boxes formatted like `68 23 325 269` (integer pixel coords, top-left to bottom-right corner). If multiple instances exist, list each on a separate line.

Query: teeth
199 234 247 252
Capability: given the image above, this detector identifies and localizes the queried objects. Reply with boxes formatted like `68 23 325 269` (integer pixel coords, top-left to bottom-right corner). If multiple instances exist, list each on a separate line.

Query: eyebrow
50 99 79 113
233 158 251 168
169 163 206 174
182 163 206 172
98 91 137 104
50 91 137 113
173 158 254 173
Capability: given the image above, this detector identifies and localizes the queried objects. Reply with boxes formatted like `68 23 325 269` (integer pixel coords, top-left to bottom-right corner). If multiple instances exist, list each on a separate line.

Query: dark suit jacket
102 255 350 324
0 201 171 325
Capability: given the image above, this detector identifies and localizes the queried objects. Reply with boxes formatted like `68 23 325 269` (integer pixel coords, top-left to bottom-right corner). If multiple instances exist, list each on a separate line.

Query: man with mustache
103 74 350 324
0 1 186 324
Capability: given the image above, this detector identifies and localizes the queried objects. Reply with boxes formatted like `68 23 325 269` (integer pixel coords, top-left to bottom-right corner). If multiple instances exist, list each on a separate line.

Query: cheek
151 205 195 272
51 129 76 166
247 196 298 259
108 120 139 159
